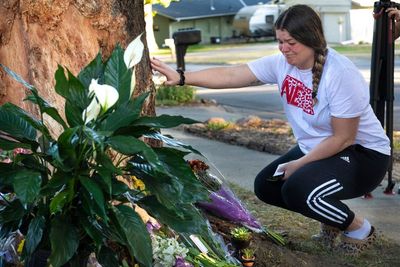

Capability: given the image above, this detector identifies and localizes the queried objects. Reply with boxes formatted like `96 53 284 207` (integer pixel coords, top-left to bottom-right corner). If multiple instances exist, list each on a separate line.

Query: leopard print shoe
311 223 341 249
337 226 376 256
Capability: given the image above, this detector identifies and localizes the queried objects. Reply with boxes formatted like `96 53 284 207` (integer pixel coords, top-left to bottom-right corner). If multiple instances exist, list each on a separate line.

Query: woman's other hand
281 160 303 180
150 57 180 86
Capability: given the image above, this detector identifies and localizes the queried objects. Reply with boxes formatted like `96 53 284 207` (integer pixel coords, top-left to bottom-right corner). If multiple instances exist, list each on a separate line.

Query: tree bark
0 0 156 135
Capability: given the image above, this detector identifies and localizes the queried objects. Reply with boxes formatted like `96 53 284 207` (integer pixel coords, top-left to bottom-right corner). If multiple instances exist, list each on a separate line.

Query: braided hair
275 5 327 105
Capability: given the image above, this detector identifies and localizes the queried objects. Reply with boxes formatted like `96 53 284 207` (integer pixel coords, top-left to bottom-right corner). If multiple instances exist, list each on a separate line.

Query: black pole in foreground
370 0 400 194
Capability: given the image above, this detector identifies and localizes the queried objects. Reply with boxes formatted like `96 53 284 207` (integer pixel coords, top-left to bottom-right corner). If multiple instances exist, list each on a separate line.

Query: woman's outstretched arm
150 57 260 89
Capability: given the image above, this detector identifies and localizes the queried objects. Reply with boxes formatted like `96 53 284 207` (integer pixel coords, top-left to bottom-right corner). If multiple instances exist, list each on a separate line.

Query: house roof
153 0 272 21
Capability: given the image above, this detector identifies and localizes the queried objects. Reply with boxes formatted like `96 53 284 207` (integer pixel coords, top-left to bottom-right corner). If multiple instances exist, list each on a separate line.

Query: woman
151 5 390 255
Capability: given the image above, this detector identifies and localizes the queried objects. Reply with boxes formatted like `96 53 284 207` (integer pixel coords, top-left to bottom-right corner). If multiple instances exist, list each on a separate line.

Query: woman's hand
387 7 400 21
280 160 303 180
150 57 180 86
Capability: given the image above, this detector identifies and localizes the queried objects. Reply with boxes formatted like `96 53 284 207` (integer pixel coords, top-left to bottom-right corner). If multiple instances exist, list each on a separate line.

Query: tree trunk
0 0 156 135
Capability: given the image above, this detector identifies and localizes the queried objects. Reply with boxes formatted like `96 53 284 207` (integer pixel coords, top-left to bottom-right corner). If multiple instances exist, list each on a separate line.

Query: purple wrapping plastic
197 185 262 231
188 158 263 232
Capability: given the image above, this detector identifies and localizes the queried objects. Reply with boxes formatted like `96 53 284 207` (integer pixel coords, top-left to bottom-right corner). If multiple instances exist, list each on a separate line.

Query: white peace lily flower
82 79 119 123
124 33 144 69
83 97 101 124
90 79 119 111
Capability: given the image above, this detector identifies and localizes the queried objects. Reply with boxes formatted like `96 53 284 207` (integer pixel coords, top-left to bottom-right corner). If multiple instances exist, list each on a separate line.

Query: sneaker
311 223 341 248
337 226 377 256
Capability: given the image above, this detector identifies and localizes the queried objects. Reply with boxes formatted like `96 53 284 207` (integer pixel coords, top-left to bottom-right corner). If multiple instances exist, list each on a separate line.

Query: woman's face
276 29 315 70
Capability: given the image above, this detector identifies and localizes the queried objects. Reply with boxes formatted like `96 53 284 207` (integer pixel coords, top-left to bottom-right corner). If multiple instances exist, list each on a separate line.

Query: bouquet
188 159 285 246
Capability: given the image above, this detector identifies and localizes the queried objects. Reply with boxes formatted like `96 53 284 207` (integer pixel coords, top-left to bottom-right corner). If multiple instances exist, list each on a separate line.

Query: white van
233 4 286 38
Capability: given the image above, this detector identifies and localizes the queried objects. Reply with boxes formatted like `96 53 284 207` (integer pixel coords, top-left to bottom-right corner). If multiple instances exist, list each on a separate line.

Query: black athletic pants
254 144 390 230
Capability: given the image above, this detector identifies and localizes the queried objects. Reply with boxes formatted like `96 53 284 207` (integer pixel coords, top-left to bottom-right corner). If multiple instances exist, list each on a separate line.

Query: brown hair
275 5 327 103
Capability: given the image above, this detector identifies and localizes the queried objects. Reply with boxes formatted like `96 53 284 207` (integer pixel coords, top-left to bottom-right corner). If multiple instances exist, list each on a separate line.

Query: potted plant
239 248 256 267
0 35 213 266
230 227 252 250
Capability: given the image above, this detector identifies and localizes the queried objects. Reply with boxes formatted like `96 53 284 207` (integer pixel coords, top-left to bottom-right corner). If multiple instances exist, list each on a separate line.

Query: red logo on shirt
281 75 314 115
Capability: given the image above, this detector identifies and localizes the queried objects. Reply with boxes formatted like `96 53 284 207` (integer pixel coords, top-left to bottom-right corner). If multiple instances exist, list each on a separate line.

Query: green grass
330 44 372 54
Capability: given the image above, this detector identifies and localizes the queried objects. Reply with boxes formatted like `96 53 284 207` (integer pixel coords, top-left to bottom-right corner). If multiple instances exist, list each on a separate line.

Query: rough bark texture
0 0 156 135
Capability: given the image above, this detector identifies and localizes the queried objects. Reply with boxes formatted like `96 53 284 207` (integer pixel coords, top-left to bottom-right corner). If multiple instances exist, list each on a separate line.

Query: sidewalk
157 105 400 244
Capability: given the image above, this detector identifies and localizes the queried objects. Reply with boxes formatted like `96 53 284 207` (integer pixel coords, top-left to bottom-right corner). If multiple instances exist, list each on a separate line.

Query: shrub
156 84 195 106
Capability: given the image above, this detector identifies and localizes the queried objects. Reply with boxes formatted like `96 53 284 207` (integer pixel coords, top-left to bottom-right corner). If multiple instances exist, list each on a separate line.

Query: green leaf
107 135 166 173
82 126 105 149
16 154 48 175
131 92 150 114
78 53 105 88
65 100 85 127
57 127 79 168
80 176 107 221
104 44 132 106
95 153 121 195
40 170 69 196
25 216 45 256
0 105 36 141
128 157 187 209
93 167 112 196
49 217 79 267
113 125 153 138
111 179 130 196
136 172 179 209
100 92 149 132
1 103 49 137
107 135 150 155
25 94 68 130
0 199 26 223
144 132 202 155
0 63 35 90
112 205 152 267
80 215 104 246
12 169 42 204
132 114 199 128
155 147 209 203
55 66 87 127
0 64 67 130
97 246 119 267
0 163 18 186
0 137 31 151
139 196 209 234
55 66 88 110
50 191 70 214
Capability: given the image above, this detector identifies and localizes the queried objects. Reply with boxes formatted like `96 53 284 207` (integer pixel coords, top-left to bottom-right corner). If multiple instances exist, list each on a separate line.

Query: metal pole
370 0 398 194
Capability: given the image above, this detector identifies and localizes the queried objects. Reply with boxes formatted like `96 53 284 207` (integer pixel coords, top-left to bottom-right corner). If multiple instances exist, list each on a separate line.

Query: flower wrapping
197 186 262 231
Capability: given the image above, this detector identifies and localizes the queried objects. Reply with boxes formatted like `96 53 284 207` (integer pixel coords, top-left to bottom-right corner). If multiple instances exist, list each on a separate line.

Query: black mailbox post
172 28 201 71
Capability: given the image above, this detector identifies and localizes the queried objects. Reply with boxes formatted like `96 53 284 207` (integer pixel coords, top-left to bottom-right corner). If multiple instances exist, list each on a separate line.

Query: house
284 0 352 43
152 0 272 46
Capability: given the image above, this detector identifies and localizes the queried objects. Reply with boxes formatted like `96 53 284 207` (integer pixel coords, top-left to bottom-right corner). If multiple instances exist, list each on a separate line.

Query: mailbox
172 28 201 70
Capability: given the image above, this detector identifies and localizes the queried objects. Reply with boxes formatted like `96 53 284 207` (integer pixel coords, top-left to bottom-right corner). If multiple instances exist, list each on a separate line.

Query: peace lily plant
0 34 217 266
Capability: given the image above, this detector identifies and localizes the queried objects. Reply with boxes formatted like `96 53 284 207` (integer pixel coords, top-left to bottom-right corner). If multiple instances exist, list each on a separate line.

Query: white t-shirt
247 48 390 155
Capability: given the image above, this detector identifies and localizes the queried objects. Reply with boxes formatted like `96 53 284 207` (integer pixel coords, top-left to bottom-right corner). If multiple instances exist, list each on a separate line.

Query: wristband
177 69 185 86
